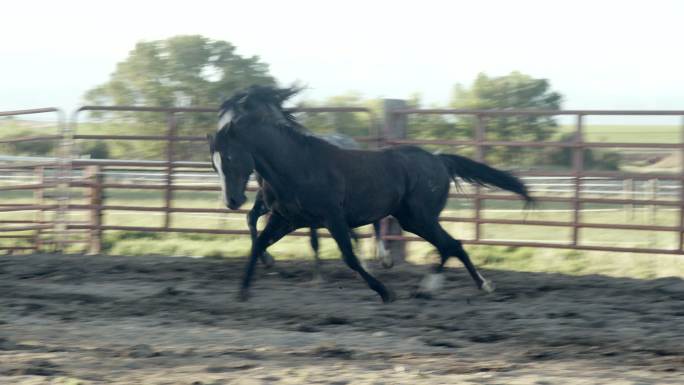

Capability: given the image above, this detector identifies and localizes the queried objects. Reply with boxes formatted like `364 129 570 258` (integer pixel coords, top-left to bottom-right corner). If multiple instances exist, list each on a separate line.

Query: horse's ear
278 85 303 103
206 133 215 152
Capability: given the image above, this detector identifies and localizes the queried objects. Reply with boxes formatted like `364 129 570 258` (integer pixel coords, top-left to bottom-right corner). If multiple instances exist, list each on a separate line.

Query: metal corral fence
0 108 68 253
1 104 683 257
384 106 684 256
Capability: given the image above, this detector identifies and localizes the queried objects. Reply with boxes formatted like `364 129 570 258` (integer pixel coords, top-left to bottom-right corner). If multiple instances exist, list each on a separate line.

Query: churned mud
1 253 683 384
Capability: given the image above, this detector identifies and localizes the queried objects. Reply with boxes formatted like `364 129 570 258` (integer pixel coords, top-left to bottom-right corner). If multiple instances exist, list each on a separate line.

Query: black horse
242 132 392 281
208 85 532 302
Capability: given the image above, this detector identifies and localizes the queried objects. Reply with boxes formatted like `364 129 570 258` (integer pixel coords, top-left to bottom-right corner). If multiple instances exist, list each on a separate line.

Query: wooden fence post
164 113 177 229
85 165 103 254
382 99 407 264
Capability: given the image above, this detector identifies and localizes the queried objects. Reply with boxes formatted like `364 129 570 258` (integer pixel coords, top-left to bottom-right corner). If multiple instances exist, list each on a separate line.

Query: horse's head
210 85 304 209
207 130 254 210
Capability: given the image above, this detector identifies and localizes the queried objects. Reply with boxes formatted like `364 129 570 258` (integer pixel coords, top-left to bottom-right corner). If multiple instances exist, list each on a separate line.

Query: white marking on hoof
309 274 325 287
419 273 445 292
360 258 373 274
477 272 496 293
481 278 496 293
376 241 393 267
477 272 495 292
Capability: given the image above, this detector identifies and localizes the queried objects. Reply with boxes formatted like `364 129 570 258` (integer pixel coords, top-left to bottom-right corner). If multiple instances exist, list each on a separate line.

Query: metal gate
1 105 683 256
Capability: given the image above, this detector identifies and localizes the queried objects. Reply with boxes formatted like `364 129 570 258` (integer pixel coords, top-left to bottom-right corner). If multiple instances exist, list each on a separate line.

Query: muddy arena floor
1 253 683 384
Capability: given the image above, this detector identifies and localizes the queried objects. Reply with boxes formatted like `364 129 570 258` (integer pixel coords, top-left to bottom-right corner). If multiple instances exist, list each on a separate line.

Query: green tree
547 133 620 171
85 35 275 109
7 130 57 156
451 71 562 166
404 93 469 140
83 35 276 160
297 92 379 144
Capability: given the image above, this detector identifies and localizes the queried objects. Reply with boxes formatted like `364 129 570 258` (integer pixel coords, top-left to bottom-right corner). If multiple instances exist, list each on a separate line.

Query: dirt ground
1 253 683 385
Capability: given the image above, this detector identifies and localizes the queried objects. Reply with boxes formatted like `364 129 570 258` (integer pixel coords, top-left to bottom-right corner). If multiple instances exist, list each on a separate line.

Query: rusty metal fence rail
1 105 683 256
385 108 684 255
0 108 66 253
64 105 380 253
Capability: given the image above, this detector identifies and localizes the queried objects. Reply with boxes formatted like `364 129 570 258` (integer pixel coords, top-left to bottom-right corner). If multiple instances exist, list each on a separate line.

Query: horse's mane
219 85 301 125
218 85 325 145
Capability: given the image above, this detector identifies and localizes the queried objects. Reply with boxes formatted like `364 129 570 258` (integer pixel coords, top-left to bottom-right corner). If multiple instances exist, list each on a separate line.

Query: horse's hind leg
326 213 394 303
436 228 494 293
309 227 324 283
397 216 493 295
373 220 392 268
348 228 372 272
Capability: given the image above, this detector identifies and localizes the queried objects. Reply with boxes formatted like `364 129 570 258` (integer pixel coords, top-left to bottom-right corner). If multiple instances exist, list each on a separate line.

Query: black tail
439 154 533 203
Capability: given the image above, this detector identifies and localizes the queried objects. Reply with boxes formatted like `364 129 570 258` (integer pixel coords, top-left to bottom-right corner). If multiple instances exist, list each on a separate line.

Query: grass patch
407 244 684 279
559 124 681 144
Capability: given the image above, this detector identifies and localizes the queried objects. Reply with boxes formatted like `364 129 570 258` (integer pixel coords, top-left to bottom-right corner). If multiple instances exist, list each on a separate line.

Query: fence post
474 115 485 242
34 166 45 252
571 115 584 246
623 178 635 220
680 115 684 251
164 113 177 229
649 178 658 247
382 99 407 264
85 165 103 254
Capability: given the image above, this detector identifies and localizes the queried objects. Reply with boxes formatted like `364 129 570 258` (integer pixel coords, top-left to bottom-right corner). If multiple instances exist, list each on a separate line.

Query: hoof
381 258 394 269
307 275 325 287
411 289 433 300
419 273 445 292
381 288 396 303
260 253 275 269
481 279 496 293
237 289 251 302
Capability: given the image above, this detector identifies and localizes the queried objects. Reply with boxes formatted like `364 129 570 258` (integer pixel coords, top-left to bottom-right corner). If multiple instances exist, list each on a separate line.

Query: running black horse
238 132 392 281
209 85 533 302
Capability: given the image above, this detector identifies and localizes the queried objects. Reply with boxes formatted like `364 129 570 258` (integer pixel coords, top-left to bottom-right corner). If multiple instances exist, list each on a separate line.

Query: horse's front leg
308 227 324 284
373 220 392 268
247 190 275 268
325 212 395 303
239 212 294 301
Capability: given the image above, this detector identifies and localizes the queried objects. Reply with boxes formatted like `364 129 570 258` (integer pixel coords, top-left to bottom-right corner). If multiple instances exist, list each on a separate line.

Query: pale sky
2 0 683 116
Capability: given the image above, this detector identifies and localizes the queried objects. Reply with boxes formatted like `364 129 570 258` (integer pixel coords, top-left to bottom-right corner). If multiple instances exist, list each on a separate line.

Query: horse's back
381 146 453 214
329 145 450 225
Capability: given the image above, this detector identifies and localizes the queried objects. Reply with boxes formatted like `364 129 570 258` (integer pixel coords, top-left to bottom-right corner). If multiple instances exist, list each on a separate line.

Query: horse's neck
246 129 311 198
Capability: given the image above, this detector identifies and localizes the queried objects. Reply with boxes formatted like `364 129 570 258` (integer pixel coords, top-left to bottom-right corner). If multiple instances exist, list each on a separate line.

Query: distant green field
559 124 681 143
2 120 682 143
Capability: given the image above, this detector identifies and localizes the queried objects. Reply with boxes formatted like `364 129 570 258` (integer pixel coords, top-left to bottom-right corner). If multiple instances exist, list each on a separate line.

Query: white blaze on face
212 152 228 206
217 110 234 132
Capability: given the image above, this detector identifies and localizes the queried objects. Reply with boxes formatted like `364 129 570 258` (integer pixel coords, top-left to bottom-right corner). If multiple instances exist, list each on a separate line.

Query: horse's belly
271 200 322 227
345 187 402 226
